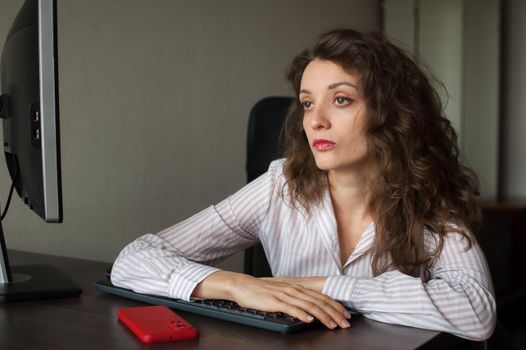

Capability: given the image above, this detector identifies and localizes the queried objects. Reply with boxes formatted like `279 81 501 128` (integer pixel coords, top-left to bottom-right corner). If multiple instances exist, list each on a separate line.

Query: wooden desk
0 250 468 350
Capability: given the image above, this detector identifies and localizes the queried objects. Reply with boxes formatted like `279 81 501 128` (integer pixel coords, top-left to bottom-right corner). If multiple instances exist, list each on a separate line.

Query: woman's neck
327 168 370 218
328 168 373 266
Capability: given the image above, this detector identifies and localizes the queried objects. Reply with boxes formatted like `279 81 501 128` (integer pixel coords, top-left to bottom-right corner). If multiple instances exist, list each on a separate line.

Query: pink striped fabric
111 159 496 340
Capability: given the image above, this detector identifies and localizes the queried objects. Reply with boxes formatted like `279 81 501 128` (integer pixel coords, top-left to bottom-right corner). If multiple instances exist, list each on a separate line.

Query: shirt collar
313 186 376 270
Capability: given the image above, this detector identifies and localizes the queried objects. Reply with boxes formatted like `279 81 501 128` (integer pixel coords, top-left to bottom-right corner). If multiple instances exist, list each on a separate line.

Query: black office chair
244 96 293 277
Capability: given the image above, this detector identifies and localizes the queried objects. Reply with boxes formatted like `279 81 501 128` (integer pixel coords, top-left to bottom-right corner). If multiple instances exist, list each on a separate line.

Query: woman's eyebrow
328 81 358 90
300 81 358 95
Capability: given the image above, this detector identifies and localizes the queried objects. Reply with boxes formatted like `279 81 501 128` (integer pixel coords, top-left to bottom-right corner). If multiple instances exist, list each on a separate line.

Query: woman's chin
313 159 335 172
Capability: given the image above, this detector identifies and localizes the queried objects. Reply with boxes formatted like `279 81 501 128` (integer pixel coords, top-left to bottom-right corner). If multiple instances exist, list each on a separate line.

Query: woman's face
300 59 369 174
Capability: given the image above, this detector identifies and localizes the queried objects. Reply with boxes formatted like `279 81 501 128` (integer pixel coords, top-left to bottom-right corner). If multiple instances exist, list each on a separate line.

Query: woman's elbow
460 319 496 342
109 241 142 286
456 300 497 341
475 309 497 341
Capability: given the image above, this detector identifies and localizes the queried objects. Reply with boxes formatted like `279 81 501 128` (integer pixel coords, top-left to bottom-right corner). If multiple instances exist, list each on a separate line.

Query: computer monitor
0 0 81 302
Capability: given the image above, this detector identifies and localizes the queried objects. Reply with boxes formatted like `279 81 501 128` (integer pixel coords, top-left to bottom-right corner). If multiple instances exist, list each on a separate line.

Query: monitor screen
0 0 81 302
1 0 62 222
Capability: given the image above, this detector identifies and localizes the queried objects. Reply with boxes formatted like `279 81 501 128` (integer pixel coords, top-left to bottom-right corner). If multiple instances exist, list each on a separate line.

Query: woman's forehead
300 59 361 90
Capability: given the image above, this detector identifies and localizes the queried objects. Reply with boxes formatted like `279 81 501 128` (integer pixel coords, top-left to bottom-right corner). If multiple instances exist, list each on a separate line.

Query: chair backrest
246 96 293 182
244 96 293 276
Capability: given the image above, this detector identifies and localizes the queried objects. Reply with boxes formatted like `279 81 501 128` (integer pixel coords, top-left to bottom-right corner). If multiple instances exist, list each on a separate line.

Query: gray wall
462 0 500 199
0 0 381 269
383 0 501 199
502 0 526 198
384 0 526 201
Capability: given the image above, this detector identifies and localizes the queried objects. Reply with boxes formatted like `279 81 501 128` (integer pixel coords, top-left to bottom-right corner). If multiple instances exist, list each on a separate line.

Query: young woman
111 29 496 340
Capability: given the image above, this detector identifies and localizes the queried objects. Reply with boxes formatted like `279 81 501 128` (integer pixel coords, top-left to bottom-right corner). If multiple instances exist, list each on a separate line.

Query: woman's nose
310 105 330 130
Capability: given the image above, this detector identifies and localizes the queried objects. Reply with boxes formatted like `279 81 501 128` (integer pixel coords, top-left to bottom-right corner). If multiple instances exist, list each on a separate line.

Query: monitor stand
0 221 82 303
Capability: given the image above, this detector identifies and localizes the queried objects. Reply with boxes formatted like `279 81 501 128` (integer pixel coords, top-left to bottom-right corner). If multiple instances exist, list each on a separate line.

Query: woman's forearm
191 270 249 300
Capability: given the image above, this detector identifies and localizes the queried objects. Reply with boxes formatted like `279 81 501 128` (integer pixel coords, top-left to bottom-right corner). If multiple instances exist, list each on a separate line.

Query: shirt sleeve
322 232 497 341
110 160 281 301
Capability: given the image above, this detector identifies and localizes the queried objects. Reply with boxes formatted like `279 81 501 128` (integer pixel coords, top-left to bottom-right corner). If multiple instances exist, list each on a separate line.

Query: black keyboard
95 279 317 333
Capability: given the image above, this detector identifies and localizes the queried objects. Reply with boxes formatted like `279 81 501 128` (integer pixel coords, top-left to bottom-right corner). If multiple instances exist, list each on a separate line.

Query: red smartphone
117 305 199 344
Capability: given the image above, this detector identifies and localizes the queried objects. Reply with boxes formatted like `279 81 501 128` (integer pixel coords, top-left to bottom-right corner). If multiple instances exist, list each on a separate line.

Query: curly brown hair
282 29 481 278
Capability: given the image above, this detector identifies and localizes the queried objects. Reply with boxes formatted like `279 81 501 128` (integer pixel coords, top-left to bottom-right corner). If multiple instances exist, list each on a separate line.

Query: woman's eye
335 96 351 105
302 101 313 110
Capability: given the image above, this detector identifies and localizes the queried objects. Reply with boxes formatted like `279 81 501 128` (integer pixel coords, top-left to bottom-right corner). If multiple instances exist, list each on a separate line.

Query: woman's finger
296 286 351 327
272 285 350 329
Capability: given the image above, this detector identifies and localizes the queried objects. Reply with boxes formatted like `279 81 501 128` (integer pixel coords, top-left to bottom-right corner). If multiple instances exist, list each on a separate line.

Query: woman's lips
313 139 336 151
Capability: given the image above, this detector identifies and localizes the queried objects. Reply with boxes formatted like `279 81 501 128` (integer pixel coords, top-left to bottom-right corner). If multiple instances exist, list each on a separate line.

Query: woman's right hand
192 271 351 329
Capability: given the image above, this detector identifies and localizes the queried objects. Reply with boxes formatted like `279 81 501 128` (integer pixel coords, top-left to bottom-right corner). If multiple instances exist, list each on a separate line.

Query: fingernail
330 321 337 328
341 319 350 328
344 311 351 319
307 315 314 322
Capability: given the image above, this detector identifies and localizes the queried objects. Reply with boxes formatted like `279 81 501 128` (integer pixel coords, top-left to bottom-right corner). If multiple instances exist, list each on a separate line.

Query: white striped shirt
111 159 496 341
